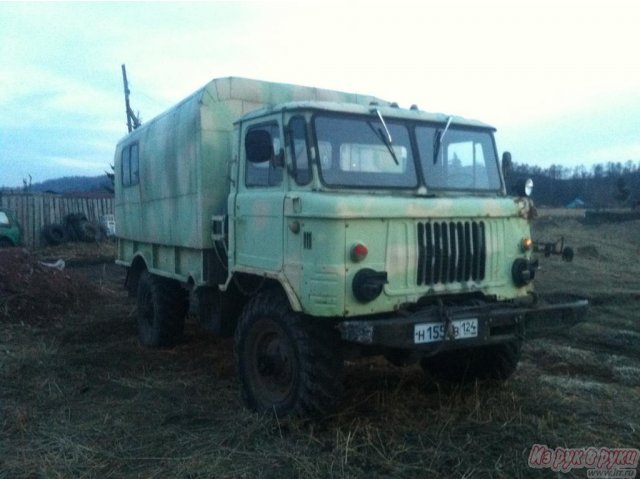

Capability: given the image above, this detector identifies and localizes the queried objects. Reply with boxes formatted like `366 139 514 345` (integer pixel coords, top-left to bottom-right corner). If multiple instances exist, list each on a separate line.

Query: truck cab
231 101 538 315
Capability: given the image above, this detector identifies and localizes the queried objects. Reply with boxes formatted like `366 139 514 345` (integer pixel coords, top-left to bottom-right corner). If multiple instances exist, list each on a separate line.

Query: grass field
1 218 639 478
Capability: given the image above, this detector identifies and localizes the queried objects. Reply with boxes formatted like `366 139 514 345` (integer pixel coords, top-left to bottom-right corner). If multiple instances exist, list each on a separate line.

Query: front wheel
234 290 343 417
420 341 522 385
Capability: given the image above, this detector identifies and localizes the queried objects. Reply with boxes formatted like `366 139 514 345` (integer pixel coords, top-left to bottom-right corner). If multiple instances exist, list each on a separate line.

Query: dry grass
1 222 639 478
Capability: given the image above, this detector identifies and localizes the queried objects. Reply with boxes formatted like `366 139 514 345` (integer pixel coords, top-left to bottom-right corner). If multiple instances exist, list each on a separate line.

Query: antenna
121 64 141 133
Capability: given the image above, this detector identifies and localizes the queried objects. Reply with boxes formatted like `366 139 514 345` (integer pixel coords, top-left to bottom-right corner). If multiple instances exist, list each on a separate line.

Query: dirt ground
1 218 639 478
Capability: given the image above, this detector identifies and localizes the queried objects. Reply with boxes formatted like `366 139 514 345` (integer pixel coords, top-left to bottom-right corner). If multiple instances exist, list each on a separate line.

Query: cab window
121 143 139 187
314 115 417 188
417 127 501 191
288 116 311 185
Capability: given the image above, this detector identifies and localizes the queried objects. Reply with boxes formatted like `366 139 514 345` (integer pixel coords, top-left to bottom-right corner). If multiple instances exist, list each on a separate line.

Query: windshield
312 114 501 191
416 127 501 191
314 116 418 188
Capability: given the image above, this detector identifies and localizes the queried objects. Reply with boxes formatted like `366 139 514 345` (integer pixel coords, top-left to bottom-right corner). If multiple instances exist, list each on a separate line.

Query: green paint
0 209 22 247
115 77 534 317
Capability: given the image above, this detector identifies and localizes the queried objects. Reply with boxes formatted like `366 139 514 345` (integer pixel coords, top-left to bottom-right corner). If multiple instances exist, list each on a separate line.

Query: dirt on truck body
114 77 587 417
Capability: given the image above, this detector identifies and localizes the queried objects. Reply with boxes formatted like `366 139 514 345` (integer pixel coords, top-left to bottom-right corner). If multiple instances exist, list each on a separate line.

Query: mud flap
196 285 243 337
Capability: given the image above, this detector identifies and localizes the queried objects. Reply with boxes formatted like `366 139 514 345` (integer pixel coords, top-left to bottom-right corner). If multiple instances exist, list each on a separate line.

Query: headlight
524 178 534 196
352 268 387 303
512 258 538 287
514 178 534 197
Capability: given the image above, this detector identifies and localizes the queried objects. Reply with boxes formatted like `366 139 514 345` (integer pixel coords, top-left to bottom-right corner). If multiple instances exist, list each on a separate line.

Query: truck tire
42 224 68 245
136 271 188 348
420 341 522 385
78 221 98 242
234 290 343 417
63 213 88 241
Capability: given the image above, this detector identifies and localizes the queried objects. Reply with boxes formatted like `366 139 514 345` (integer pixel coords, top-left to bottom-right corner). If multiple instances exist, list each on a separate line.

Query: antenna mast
121 64 141 133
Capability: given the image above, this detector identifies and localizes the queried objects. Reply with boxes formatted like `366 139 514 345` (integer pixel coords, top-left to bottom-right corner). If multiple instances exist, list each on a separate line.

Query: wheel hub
253 328 295 400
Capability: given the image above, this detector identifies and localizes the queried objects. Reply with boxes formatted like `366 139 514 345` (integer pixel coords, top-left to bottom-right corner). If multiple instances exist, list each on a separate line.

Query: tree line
509 160 640 208
4 160 639 208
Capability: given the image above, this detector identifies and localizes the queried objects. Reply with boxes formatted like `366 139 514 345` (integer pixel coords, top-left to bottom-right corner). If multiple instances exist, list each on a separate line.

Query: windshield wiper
433 115 453 164
370 108 399 165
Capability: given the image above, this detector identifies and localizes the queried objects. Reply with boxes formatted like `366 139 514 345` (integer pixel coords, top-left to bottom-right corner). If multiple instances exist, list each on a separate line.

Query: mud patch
0 248 99 323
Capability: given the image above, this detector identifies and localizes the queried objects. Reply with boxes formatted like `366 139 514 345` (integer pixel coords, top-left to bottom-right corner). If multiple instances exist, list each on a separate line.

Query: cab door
233 119 285 272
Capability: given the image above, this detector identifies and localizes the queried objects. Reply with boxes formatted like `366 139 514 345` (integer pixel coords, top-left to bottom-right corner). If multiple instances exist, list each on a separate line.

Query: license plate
414 318 478 344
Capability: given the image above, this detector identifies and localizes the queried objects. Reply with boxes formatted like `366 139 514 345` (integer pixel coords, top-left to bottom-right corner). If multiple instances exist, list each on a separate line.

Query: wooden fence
0 192 114 248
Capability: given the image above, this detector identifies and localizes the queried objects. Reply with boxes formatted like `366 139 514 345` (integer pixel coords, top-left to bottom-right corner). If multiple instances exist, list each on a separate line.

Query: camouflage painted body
115 77 534 318
115 77 383 286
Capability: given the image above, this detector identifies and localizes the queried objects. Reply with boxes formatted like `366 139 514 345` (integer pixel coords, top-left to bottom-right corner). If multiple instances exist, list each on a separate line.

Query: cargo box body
115 77 382 283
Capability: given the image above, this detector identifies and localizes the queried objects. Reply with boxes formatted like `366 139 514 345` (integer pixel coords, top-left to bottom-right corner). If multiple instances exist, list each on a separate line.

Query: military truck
115 77 587 417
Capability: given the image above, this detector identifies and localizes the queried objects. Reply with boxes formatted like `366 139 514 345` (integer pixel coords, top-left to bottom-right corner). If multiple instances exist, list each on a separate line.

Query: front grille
416 221 486 286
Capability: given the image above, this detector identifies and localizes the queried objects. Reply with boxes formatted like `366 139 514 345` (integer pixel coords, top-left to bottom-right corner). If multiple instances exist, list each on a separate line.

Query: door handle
286 195 302 214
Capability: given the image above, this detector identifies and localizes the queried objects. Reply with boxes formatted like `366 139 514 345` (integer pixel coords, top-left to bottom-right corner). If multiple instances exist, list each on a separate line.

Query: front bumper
339 294 588 354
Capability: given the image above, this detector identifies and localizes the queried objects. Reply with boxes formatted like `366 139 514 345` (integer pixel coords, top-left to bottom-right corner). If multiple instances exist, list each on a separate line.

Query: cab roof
236 100 495 130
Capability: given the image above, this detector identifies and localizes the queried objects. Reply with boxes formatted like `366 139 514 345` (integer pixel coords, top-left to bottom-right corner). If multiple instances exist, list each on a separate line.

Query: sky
1 0 640 187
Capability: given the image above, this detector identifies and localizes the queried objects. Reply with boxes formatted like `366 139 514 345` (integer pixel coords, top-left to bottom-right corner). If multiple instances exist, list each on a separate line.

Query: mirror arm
271 148 285 169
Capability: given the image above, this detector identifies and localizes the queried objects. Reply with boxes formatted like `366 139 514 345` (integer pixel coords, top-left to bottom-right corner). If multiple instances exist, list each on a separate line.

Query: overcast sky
1 0 639 187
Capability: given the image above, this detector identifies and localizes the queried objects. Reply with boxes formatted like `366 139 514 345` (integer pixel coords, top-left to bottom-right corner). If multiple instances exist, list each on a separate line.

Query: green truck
0 209 22 248
115 77 587 416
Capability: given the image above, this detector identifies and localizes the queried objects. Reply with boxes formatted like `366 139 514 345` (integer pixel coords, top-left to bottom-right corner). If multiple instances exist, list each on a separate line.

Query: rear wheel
234 290 343 417
420 341 522 385
136 271 188 347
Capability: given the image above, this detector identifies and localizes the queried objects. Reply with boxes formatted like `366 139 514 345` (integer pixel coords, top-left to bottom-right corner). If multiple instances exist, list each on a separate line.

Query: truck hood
284 192 529 220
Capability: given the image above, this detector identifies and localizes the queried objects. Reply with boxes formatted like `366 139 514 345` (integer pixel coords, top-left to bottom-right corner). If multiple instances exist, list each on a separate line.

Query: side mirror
501 151 512 178
245 129 274 163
